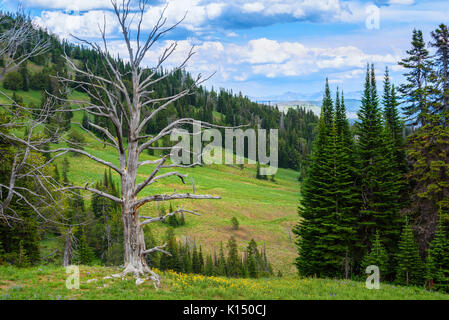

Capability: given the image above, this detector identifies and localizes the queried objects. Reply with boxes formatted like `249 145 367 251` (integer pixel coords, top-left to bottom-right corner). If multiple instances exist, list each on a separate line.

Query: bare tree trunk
121 208 149 275
63 226 73 267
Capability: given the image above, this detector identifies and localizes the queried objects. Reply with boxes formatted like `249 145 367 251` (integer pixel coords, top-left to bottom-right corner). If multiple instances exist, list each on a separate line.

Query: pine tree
75 230 94 265
355 64 402 263
17 240 30 268
294 80 337 277
405 114 449 252
53 164 60 182
226 236 241 277
217 242 227 276
383 68 407 173
62 158 70 184
429 23 449 122
192 244 201 274
231 217 239 230
361 231 389 279
199 246 204 274
247 239 259 278
329 89 359 278
399 29 433 126
178 213 185 226
425 215 449 291
205 254 214 276
395 218 424 286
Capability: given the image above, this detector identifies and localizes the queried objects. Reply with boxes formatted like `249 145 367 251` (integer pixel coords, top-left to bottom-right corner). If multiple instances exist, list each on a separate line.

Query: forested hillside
0 12 312 278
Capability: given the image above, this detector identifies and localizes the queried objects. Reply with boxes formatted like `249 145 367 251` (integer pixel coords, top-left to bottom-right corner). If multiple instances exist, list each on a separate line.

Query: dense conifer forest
294 25 449 291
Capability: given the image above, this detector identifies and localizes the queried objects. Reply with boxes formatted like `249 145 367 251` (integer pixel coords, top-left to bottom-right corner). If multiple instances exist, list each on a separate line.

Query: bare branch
58 185 122 204
142 243 171 256
140 207 200 226
135 193 221 209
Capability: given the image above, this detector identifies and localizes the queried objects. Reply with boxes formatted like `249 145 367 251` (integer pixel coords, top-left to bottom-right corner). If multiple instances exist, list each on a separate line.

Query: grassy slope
1 265 448 300
67 106 301 275
4 88 446 300
1 86 300 275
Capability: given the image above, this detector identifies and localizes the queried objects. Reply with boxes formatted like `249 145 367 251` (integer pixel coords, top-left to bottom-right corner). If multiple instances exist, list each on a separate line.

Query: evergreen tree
178 213 185 226
205 254 214 276
199 246 204 274
53 164 60 182
395 218 424 286
294 80 336 277
355 64 402 262
217 242 227 276
405 114 449 252
425 215 449 291
75 230 94 265
429 23 449 123
17 241 30 268
361 231 389 280
62 158 70 184
398 29 433 126
226 236 241 277
247 239 259 278
192 244 201 274
231 217 239 230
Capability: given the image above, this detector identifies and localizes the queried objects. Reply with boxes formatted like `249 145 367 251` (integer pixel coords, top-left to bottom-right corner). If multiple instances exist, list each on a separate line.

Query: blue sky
1 0 448 101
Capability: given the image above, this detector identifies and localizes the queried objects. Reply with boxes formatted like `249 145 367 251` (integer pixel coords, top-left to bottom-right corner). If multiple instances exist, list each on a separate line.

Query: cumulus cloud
17 0 112 11
33 10 118 38
23 0 370 35
101 37 398 84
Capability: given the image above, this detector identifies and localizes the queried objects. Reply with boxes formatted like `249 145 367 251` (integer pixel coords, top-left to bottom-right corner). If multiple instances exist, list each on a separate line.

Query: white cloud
389 0 414 5
113 37 400 84
20 0 112 11
33 10 118 38
242 2 265 13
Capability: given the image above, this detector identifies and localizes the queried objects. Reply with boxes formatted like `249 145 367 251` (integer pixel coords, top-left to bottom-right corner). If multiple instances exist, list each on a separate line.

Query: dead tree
15 0 231 284
0 13 49 79
0 12 54 223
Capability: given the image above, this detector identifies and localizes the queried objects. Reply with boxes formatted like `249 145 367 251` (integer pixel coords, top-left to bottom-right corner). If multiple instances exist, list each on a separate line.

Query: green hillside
1 86 300 275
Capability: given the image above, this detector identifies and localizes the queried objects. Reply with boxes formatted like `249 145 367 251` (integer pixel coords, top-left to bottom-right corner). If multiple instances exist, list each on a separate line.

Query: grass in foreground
1 265 448 300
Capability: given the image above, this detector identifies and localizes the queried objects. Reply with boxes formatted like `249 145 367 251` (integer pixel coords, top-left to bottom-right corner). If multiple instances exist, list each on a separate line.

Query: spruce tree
192 244 200 273
294 80 337 277
199 246 204 274
75 231 94 265
383 68 407 173
425 216 449 291
247 239 259 278
226 236 240 277
395 218 424 286
17 240 30 268
361 231 389 280
355 64 402 262
398 29 433 126
429 23 449 122
53 164 60 182
205 254 214 276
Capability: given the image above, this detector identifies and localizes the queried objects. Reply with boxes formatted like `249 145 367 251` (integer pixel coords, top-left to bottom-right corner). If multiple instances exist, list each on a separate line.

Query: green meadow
1 265 448 300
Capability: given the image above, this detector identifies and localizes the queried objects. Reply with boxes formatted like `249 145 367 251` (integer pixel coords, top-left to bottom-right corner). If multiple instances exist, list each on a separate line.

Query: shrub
231 217 239 230
3 71 24 91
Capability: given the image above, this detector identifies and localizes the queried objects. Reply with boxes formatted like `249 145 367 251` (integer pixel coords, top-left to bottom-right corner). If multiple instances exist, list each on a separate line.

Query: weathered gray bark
63 226 73 267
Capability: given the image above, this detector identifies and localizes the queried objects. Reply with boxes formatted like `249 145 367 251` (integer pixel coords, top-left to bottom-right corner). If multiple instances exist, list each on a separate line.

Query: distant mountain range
251 90 364 103
251 91 363 120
